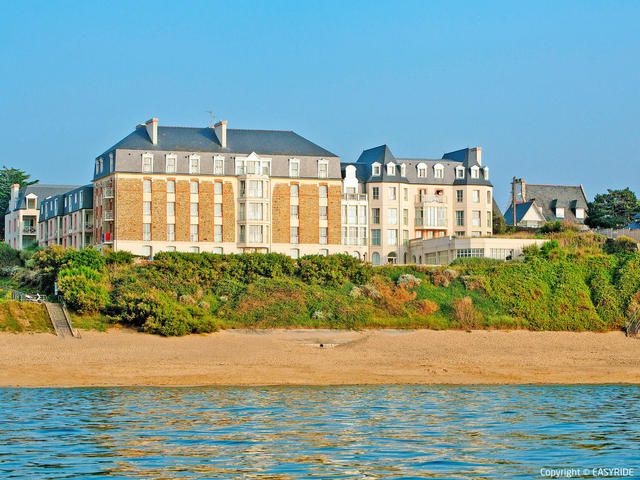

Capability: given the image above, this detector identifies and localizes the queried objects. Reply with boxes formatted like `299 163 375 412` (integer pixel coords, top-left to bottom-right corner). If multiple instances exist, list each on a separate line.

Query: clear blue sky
1 0 638 208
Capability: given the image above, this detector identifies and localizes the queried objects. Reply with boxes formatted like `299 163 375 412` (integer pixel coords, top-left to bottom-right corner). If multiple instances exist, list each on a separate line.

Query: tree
0 166 38 239
586 188 640 229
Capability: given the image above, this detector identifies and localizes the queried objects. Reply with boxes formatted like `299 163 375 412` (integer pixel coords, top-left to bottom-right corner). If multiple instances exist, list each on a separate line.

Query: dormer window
289 158 300 177
372 163 381 176
318 159 329 178
575 208 585 220
142 154 153 173
417 163 427 178
214 156 224 175
400 164 406 177
166 154 177 173
189 155 200 174
471 166 480 179
434 164 444 179
555 207 565 219
483 167 490 180
109 153 114 171
456 166 465 179
387 163 396 176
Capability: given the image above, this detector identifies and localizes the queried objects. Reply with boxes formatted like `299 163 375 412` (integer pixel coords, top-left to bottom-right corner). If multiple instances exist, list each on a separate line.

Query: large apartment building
344 145 493 265
92 118 358 258
38 185 94 249
4 184 79 250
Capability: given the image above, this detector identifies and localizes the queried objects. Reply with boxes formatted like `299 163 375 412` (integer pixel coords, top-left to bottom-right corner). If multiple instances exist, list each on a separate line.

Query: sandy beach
1 328 639 387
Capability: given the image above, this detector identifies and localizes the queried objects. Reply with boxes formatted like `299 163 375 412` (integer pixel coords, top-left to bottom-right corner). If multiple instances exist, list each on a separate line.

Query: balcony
103 233 113 244
415 194 447 205
341 193 368 201
22 225 36 235
84 223 94 231
104 210 114 221
103 188 114 199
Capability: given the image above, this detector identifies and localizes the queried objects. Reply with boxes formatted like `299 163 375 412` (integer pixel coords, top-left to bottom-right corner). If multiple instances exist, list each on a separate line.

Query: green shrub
58 267 109 313
0 243 21 268
296 254 371 287
104 250 134 265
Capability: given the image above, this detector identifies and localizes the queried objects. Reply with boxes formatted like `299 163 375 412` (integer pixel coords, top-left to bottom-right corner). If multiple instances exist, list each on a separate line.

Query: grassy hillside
4 231 640 336
0 301 52 333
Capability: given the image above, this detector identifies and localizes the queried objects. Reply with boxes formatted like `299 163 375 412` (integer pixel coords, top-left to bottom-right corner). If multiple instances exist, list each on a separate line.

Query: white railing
103 188 114 199
415 194 447 204
342 193 368 201
104 210 114 221
341 237 367 246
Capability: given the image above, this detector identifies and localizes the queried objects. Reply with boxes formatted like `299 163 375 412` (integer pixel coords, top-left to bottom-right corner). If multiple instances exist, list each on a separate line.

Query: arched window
372 252 381 265
387 251 397 264
403 252 408 264
417 163 427 178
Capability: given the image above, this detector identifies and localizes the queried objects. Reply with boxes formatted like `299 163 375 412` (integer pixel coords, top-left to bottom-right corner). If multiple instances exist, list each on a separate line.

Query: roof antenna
206 110 215 127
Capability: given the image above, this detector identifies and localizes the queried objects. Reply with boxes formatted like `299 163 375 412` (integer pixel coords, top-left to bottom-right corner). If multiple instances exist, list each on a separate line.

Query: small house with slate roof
504 180 588 227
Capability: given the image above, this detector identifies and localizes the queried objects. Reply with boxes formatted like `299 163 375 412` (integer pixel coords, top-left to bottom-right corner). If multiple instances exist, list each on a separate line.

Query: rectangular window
472 211 481 227
320 206 328 220
403 188 408 201
290 184 299 197
167 224 175 241
213 182 223 196
143 201 151 216
556 207 565 218
319 249 328 257
373 165 381 176
289 160 300 178
212 247 223 254
142 154 153 173
290 204 299 219
289 248 299 259
290 227 299 244
214 157 224 175
166 155 177 173
249 225 263 242
190 181 199 194
143 180 151 193
403 229 409 245
347 205 357 224
456 248 485 258
214 203 223 217
248 181 263 198
319 185 328 198
387 229 398 246
473 190 480 203
239 203 246 220
318 161 328 178
457 190 463 202
190 224 199 242
456 168 465 179
190 202 199 217
371 229 381 246
166 246 176 252
239 225 246 242
456 231 465 237
189 246 200 253
372 187 379 200
319 227 328 244
236 159 246 175
358 205 366 224
388 187 397 200
372 208 380 224
388 208 398 225
487 190 492 204
487 210 492 228
456 210 465 226
403 209 408 226
214 225 222 242
143 223 151 241
576 208 585 219
189 156 200 174
167 202 175 217
434 167 443 179
141 245 152 257
167 180 175 194
248 203 262 220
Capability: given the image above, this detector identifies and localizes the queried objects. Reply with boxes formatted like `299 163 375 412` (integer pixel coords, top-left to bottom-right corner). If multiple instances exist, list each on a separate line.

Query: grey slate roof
101 126 338 158
503 201 535 224
39 185 93 220
7 184 80 214
351 144 492 186
524 184 588 224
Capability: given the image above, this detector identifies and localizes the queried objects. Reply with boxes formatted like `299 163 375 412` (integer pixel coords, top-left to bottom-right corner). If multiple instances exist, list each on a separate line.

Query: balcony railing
341 193 368 201
103 188 114 199
341 237 368 246
104 210 114 221
415 194 447 204
84 223 94 231
22 226 36 235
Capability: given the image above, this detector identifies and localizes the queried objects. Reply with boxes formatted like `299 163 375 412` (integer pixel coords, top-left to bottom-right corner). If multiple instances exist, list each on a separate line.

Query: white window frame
142 153 153 173
575 208 585 220
456 166 465 179
483 166 490 180
556 207 565 219
434 164 444 179
318 159 329 178
417 163 427 178
471 165 480 179
372 163 381 176
289 158 300 178
387 163 396 176
400 164 406 177
213 155 224 175
189 154 200 174
166 154 177 173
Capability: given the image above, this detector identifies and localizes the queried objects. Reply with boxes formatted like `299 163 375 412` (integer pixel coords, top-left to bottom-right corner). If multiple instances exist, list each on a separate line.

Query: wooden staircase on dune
45 302 80 338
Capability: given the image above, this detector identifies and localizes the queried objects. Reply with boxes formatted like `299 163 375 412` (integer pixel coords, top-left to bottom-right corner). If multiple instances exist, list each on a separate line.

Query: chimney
10 184 19 209
145 118 158 145
469 147 482 165
520 179 526 202
511 177 518 227
214 120 227 149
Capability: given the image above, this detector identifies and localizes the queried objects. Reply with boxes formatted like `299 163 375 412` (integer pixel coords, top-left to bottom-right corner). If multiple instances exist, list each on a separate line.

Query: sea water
0 385 638 479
